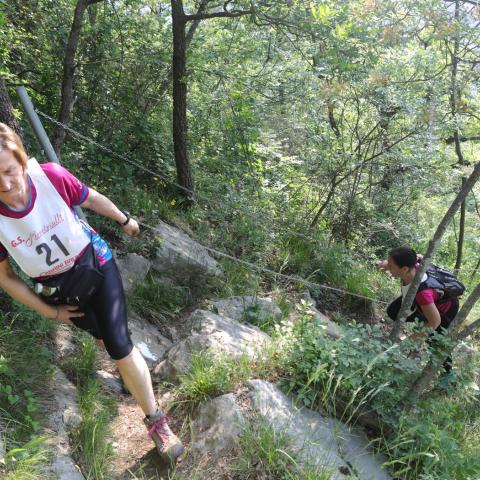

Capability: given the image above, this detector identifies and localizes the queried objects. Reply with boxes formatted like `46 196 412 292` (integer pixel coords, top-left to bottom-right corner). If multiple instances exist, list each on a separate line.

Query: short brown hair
0 122 28 169
388 245 417 268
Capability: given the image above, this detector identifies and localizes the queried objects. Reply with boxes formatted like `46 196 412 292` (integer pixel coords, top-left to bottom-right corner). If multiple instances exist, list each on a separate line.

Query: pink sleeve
416 288 437 305
41 163 89 207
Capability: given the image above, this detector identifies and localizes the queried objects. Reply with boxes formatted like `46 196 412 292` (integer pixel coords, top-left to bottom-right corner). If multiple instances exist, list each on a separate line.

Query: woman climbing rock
379 245 461 387
0 122 184 462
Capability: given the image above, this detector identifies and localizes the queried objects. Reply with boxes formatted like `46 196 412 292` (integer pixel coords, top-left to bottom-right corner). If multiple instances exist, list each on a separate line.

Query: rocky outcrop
151 220 223 281
213 296 282 324
191 394 245 455
152 309 270 381
129 312 173 368
246 380 390 480
186 378 390 480
43 367 85 480
114 251 151 294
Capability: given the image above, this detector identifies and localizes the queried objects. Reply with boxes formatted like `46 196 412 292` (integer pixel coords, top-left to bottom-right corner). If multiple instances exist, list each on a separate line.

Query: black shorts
387 296 459 333
71 258 133 360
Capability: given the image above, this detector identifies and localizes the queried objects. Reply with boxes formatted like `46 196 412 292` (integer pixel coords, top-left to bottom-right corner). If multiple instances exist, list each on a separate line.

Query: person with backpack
379 245 463 384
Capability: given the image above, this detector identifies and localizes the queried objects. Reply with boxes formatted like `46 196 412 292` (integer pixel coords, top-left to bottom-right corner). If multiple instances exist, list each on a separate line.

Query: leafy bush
283 305 422 418
280 302 480 479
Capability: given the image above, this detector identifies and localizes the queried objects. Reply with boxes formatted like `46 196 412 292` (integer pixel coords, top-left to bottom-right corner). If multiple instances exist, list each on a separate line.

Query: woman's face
387 256 408 278
0 149 28 206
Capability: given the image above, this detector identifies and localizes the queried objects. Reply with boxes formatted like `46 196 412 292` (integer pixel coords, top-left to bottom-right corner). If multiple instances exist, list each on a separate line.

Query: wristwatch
117 210 131 226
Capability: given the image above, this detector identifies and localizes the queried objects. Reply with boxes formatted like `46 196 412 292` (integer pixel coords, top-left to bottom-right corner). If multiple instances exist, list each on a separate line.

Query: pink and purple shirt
0 162 112 268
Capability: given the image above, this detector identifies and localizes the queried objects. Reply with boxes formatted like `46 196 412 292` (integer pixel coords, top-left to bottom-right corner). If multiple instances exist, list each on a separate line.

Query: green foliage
281 305 423 417
0 307 54 442
68 333 116 480
75 377 115 480
0 305 55 479
174 350 253 409
174 335 293 410
386 392 480 479
213 259 263 298
234 418 333 480
128 272 191 325
1 435 51 480
279 302 480 479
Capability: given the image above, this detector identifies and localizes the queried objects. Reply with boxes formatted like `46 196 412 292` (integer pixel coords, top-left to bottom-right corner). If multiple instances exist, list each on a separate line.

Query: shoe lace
148 415 171 445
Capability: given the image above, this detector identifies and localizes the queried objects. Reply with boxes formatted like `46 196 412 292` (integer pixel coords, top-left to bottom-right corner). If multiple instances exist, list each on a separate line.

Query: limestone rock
213 296 282 324
96 370 124 394
303 291 342 339
153 335 213 380
192 393 245 455
43 367 85 480
151 220 223 280
114 251 151 294
48 368 82 431
153 310 270 381
190 310 270 355
129 313 173 367
246 380 390 480
54 325 76 363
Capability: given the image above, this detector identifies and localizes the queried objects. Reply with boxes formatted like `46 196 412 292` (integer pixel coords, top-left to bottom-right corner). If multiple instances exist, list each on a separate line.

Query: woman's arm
0 259 84 325
81 189 140 237
419 302 441 330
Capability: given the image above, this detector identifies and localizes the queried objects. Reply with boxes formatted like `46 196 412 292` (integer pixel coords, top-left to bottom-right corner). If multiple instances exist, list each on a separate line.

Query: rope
36 110 196 198
35 112 391 304
138 220 389 305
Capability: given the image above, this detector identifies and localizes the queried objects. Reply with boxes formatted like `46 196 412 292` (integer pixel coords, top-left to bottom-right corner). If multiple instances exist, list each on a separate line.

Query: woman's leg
438 299 460 373
115 346 157 415
90 259 184 461
91 259 157 415
386 296 402 320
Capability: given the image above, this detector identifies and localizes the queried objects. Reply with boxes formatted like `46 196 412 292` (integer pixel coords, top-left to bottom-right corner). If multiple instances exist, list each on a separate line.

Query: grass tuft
234 419 333 480
68 333 116 480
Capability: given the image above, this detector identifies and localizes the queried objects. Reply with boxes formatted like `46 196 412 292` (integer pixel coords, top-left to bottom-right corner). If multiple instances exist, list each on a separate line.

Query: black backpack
417 264 465 302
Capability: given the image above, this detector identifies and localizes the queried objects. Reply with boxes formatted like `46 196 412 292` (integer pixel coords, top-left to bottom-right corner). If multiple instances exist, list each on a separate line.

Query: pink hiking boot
144 412 184 462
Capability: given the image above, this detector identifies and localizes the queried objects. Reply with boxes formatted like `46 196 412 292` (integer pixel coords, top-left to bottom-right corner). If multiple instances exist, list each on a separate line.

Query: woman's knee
387 296 402 320
106 340 134 361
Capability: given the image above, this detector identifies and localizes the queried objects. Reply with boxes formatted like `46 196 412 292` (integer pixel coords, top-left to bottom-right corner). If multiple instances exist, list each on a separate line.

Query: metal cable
36 111 395 304
36 110 196 198
138 220 388 305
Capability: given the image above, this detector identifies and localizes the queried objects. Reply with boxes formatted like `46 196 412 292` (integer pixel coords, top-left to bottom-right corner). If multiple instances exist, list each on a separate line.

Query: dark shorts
387 296 459 373
71 258 133 360
387 296 459 333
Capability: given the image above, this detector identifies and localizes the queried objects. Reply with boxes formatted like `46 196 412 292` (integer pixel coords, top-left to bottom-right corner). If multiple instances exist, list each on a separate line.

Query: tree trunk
0 79 24 141
451 0 466 273
171 0 194 197
389 158 480 341
51 0 90 157
406 281 480 401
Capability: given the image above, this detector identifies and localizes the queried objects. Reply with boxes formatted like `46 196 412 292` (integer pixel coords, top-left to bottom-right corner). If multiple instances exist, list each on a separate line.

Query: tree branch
445 135 480 144
185 9 253 21
457 318 480 340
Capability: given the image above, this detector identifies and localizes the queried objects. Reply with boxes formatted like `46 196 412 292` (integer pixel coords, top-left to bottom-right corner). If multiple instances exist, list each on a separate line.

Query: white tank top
0 158 90 278
401 273 428 315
